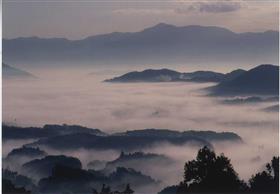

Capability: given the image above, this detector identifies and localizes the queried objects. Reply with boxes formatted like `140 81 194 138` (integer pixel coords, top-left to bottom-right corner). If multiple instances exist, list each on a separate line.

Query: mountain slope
3 63 36 79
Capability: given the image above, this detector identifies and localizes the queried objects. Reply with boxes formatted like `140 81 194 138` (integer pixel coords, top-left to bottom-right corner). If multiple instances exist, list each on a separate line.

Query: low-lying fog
3 66 279 187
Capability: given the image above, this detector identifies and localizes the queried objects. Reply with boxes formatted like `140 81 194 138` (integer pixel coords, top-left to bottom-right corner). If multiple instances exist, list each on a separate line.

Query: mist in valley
2 65 279 193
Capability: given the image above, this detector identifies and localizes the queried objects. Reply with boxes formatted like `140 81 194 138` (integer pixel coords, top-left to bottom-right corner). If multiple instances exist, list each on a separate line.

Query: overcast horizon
3 0 279 40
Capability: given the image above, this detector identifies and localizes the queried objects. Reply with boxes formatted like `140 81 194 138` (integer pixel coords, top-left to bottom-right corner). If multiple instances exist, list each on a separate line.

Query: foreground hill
38 165 159 194
3 24 278 66
2 63 36 79
210 64 279 96
3 169 36 192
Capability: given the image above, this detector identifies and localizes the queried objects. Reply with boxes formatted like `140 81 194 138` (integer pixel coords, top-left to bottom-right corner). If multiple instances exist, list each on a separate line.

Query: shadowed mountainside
6 146 47 160
209 64 279 96
21 155 82 180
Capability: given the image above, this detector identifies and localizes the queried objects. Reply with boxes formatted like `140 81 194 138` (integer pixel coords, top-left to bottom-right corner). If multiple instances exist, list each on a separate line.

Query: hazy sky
3 0 279 40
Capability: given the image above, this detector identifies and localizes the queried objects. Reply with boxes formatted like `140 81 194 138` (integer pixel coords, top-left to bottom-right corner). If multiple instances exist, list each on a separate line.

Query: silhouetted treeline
159 146 279 194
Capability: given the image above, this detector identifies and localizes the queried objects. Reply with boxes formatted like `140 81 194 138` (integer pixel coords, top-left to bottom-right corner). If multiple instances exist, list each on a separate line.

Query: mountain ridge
4 23 278 41
104 68 244 83
3 23 278 66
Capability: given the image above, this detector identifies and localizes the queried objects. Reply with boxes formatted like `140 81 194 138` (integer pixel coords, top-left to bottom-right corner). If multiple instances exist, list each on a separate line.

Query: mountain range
3 23 278 66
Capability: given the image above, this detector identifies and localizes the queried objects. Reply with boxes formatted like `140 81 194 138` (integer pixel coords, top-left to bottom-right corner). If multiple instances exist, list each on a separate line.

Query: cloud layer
179 1 242 14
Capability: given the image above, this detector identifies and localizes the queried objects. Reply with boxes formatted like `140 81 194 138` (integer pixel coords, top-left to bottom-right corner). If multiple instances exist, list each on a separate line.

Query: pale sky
2 0 279 40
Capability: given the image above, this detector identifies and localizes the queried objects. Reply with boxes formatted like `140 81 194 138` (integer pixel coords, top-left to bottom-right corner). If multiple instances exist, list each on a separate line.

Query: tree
123 184 134 194
249 157 279 193
180 146 247 193
100 184 111 194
